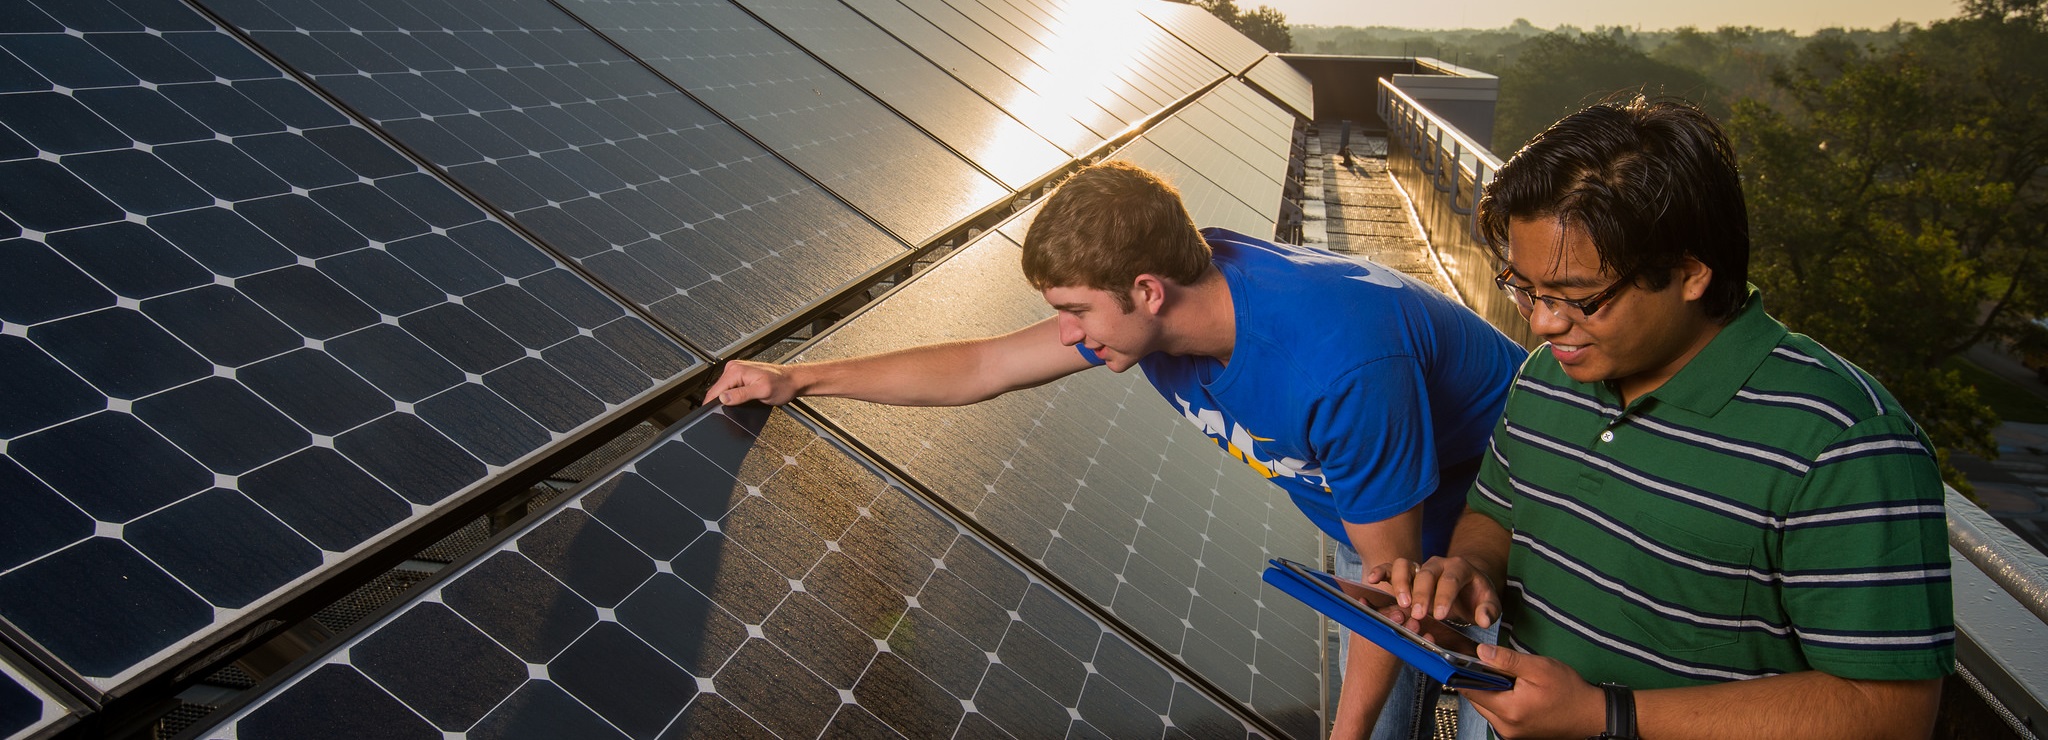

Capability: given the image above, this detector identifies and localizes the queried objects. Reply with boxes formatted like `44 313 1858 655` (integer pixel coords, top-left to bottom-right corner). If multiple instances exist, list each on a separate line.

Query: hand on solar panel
703 319 1094 408
703 360 805 406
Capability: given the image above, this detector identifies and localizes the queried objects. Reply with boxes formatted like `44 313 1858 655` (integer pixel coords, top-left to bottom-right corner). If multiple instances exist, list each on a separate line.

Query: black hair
1477 95 1749 319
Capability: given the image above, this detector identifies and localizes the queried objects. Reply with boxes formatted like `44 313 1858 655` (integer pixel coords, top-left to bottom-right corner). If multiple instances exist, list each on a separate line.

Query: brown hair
1021 161 1210 310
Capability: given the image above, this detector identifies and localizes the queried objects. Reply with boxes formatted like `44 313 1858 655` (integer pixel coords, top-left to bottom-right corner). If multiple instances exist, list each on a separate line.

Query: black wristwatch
1589 682 1638 739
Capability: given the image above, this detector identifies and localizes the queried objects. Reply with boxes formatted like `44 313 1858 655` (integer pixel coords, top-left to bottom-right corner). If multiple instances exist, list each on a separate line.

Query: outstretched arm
702 317 1093 407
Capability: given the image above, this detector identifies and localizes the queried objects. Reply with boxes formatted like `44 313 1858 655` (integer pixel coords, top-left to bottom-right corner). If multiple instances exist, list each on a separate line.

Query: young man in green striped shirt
1372 98 1953 738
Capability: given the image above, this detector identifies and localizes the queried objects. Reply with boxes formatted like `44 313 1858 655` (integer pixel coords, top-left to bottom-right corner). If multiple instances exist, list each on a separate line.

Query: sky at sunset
1257 0 1964 33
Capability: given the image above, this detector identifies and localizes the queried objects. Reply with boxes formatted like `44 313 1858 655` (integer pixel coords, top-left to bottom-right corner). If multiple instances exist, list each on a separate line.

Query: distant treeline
1294 20 1915 150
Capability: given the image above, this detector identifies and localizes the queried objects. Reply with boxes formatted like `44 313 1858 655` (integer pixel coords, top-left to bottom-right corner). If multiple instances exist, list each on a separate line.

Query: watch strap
1593 682 1638 739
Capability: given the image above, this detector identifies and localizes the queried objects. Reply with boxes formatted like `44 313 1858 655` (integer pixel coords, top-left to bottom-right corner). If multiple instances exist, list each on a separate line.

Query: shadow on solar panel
195 404 1265 739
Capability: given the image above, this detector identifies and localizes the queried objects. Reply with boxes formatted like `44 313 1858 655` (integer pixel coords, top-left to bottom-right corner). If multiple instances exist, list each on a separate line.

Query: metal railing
1378 75 2048 739
1377 80 1531 348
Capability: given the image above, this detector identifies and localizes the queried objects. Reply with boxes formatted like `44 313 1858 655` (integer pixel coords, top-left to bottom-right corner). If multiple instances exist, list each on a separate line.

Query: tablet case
1262 558 1514 690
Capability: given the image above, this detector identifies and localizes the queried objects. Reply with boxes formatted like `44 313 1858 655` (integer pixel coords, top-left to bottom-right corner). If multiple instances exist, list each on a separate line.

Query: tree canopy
1174 0 1292 52
1729 2 2048 486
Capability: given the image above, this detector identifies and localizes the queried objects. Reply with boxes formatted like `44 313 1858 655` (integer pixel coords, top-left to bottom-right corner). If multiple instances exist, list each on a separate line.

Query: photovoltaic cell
200 0 909 354
1243 54 1313 120
834 0 1100 155
1137 1 1266 75
796 228 1325 738
0 0 697 696
556 0 1009 244
200 405 1264 740
727 0 1067 190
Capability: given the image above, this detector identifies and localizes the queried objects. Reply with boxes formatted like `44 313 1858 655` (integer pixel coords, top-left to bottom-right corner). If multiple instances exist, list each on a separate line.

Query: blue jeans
1337 545 1494 740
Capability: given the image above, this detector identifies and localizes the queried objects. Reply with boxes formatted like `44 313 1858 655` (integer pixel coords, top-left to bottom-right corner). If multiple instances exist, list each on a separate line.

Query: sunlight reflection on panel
995 0 1189 138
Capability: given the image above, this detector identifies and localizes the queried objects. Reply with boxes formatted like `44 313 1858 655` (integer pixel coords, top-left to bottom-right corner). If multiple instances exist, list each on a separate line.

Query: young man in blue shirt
705 160 1525 739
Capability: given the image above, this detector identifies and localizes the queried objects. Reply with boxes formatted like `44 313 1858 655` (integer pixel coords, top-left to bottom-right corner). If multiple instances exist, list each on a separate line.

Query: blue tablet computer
1263 557 1514 690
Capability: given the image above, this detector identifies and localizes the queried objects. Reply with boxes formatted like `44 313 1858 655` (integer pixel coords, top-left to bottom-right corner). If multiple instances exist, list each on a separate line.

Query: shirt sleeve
1075 344 1105 366
1780 416 1954 680
1311 356 1439 525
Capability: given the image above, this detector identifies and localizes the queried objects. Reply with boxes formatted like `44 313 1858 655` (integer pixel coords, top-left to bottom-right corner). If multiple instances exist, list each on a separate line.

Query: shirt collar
1628 284 1786 416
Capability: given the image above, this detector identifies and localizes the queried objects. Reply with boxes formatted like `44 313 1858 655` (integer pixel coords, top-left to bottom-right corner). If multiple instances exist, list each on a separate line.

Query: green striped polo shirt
1469 287 1954 688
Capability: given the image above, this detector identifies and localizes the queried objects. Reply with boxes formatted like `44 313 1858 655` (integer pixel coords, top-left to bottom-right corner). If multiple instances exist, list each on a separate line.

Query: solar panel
724 0 1067 190
197 405 1268 739
834 0 1102 155
1114 138 1273 237
1137 1 1266 75
1211 74 1298 133
1096 79 1298 239
0 0 698 698
1163 83 1293 186
889 0 1128 139
1243 54 1313 120
557 0 1010 244
796 227 1326 738
201 0 911 355
0 646 73 740
924 0 1232 137
1146 117 1280 212
1172 96 1290 188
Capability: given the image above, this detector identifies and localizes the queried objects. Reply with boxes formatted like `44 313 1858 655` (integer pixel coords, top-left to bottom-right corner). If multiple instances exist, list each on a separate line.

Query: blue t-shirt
1080 228 1523 556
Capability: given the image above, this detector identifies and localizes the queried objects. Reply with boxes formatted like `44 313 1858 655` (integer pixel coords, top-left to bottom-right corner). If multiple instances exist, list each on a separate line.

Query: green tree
1493 32 1716 151
1233 5 1292 53
1731 2 2048 487
1174 0 1292 52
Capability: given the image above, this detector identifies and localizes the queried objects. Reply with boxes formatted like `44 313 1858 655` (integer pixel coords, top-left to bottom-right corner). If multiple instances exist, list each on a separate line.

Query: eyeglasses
1494 267 1635 319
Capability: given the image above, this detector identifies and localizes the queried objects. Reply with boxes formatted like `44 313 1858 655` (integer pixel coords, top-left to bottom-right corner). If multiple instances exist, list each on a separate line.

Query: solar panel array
0 0 697 705
0 0 1328 736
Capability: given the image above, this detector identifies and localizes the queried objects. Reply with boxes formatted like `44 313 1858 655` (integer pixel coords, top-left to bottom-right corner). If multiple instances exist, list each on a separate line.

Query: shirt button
1600 430 1615 443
